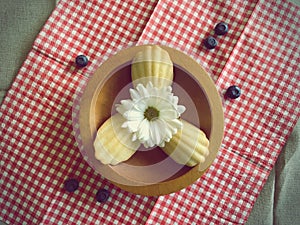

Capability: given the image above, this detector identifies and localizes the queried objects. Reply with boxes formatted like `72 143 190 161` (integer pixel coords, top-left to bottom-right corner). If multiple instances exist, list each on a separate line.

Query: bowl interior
92 64 212 183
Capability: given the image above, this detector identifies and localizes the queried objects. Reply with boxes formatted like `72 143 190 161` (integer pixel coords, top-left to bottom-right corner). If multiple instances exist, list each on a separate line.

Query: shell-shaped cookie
161 119 209 167
94 113 140 165
131 45 173 89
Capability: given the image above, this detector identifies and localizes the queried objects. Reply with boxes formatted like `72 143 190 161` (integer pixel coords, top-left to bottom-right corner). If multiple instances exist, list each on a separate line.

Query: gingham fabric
142 0 300 224
0 0 299 225
0 1 159 224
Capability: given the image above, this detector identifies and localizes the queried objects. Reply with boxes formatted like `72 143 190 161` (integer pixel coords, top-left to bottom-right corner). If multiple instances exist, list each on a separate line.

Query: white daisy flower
116 82 186 148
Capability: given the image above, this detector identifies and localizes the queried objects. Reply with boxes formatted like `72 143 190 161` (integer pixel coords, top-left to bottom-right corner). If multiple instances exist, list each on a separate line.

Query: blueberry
64 179 79 192
75 55 88 67
225 85 241 99
96 189 110 203
204 36 218 49
215 22 229 35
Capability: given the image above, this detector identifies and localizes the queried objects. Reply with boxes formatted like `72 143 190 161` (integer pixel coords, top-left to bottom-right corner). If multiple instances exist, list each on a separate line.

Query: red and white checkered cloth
140 0 300 224
0 0 299 224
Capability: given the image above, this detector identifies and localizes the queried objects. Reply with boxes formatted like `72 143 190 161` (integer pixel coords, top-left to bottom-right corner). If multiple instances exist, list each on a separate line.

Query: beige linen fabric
0 0 55 104
247 120 300 225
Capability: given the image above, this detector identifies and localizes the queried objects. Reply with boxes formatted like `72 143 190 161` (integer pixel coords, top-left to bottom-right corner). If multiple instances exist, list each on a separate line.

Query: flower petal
166 119 183 134
129 88 140 100
146 82 154 89
149 119 166 146
159 108 178 120
137 118 150 141
122 120 141 132
136 83 149 98
132 133 138 142
153 98 167 110
166 86 172 93
177 105 186 115
171 95 178 105
133 100 147 112
116 99 134 115
124 110 144 121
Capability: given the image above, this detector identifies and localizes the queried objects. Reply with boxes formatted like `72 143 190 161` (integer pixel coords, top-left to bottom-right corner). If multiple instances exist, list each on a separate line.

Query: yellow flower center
144 106 159 121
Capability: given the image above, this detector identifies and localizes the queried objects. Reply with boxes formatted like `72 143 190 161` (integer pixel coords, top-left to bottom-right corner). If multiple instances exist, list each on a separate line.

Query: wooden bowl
78 45 224 196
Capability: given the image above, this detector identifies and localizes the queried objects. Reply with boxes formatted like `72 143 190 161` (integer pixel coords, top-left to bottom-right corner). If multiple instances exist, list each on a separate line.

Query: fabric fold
32 0 158 77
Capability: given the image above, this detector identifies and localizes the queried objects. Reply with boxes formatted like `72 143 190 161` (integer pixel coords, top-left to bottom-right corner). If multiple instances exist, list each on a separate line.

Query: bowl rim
78 44 224 196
